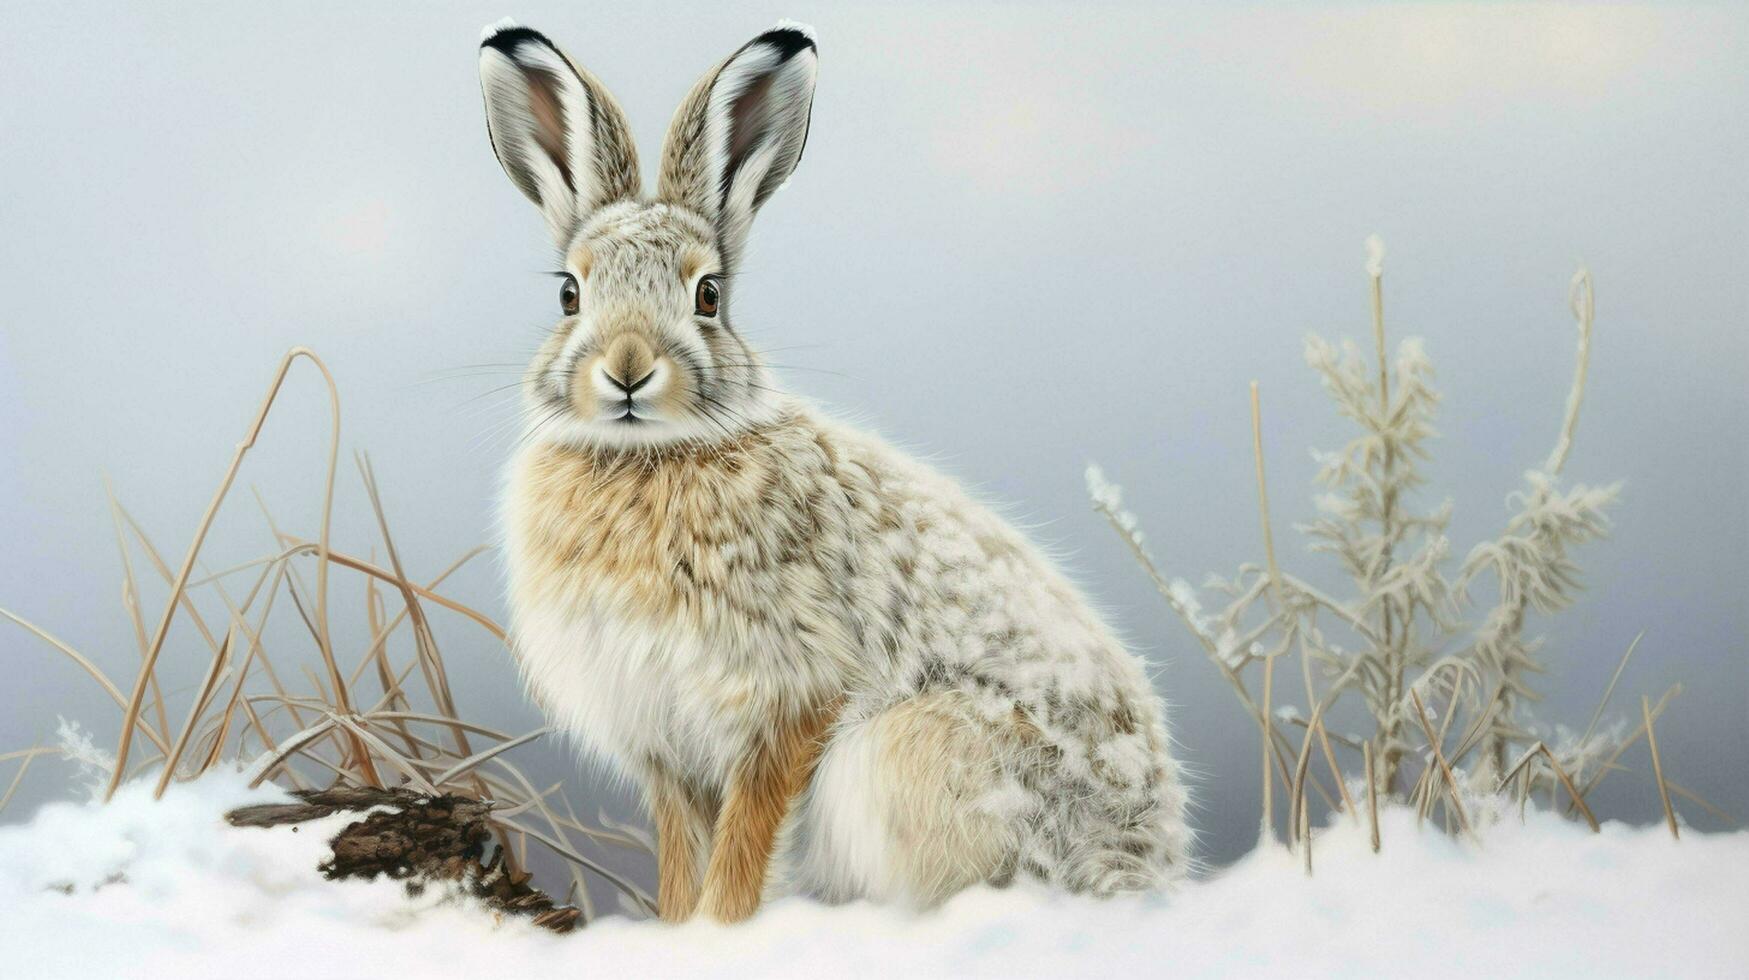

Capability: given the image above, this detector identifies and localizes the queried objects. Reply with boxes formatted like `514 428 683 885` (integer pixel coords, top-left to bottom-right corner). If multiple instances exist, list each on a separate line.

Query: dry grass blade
431 727 553 788
1642 695 1678 839
364 711 516 742
301 362 375 787
1664 780 1735 827
1448 682 1507 771
490 781 567 820
1363 740 1380 853
199 565 291 777
345 545 489 689
0 747 61 764
328 714 437 794
0 746 47 817
1500 741 1544 790
1317 717 1357 823
1571 683 1680 812
1289 656 1368 848
295 544 507 640
1410 688 1472 838
1299 794 1312 876
556 791 600 922
1434 675 1464 755
154 628 235 799
1248 380 1289 846
485 757 596 887
595 808 658 852
1259 648 1276 843
2 607 170 756
247 717 340 788
1250 382 1287 613
106 475 172 747
1273 724 1337 813
1539 744 1600 832
492 816 657 916
1579 631 1643 753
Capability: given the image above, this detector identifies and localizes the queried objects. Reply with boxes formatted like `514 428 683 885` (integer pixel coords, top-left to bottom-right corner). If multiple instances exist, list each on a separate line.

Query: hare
479 20 1189 923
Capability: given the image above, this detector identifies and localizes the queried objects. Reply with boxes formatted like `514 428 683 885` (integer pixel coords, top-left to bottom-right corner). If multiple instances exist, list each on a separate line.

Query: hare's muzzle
575 333 672 423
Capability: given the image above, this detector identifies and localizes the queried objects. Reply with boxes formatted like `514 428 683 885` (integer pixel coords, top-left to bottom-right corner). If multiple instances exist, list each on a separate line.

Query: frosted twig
1545 269 1594 476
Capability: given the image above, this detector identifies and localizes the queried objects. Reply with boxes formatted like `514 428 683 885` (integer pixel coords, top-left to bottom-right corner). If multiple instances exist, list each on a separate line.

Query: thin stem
1540 745 1600 832
1250 382 1287 612
104 476 171 749
1579 631 1643 754
153 629 234 798
1299 793 1312 876
1411 688 1472 839
1363 740 1380 853
1260 649 1276 844
1643 695 1678 840
1251 381 1283 845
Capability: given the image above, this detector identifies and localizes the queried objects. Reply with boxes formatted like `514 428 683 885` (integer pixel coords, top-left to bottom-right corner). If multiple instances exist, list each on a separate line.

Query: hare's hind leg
800 690 1019 907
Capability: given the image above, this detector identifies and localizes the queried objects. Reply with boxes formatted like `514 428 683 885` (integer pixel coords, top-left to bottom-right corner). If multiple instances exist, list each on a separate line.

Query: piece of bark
227 787 582 933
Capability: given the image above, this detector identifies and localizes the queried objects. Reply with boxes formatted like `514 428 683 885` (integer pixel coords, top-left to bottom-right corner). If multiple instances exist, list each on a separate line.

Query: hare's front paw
697 877 761 924
658 879 702 923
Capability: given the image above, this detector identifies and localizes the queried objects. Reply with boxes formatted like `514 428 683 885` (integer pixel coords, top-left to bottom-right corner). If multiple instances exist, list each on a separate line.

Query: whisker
451 382 531 409
712 362 848 378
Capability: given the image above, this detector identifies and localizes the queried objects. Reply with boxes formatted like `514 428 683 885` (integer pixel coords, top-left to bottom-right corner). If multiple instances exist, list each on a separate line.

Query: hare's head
479 21 817 450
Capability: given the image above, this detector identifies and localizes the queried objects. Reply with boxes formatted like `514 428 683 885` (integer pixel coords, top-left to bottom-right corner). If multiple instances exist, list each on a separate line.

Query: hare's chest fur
511 597 762 780
502 438 849 783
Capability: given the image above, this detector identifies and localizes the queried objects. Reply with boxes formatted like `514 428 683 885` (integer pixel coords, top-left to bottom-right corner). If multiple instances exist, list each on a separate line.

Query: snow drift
1 772 1743 978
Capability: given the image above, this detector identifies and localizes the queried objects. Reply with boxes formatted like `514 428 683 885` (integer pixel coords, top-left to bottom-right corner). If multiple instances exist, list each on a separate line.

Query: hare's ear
658 23 817 272
479 23 641 248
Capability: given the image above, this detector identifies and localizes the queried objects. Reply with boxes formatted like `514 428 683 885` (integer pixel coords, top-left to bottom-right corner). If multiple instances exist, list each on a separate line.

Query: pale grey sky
2 2 1745 878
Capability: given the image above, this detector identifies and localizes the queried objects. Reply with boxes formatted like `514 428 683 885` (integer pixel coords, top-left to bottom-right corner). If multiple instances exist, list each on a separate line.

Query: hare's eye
695 276 721 318
559 275 580 316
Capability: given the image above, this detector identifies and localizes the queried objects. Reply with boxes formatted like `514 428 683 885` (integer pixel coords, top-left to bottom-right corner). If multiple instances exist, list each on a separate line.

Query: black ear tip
480 21 555 55
757 22 817 60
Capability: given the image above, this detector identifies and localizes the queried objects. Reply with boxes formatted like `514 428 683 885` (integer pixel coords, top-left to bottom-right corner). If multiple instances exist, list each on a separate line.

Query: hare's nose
602 366 655 395
598 334 656 390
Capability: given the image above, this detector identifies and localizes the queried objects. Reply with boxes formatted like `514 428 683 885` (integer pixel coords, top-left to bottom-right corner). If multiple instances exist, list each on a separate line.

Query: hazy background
2 1 1744 884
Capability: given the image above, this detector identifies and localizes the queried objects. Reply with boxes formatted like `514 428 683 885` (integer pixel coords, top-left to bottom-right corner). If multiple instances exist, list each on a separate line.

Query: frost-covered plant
1090 238 1623 839
1458 272 1620 779
53 718 117 802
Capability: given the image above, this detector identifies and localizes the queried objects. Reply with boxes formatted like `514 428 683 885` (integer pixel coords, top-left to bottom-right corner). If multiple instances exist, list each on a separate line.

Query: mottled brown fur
513 423 808 621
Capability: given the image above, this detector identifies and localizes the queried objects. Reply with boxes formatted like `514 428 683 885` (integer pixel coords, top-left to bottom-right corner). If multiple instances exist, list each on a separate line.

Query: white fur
796 722 896 901
512 598 750 782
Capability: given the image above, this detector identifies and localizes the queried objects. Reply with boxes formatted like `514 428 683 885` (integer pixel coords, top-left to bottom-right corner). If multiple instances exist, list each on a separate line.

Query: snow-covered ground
1 771 1744 979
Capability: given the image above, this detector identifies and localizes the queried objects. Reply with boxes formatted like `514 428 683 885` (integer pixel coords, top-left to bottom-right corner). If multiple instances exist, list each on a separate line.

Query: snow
2 772 1745 978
